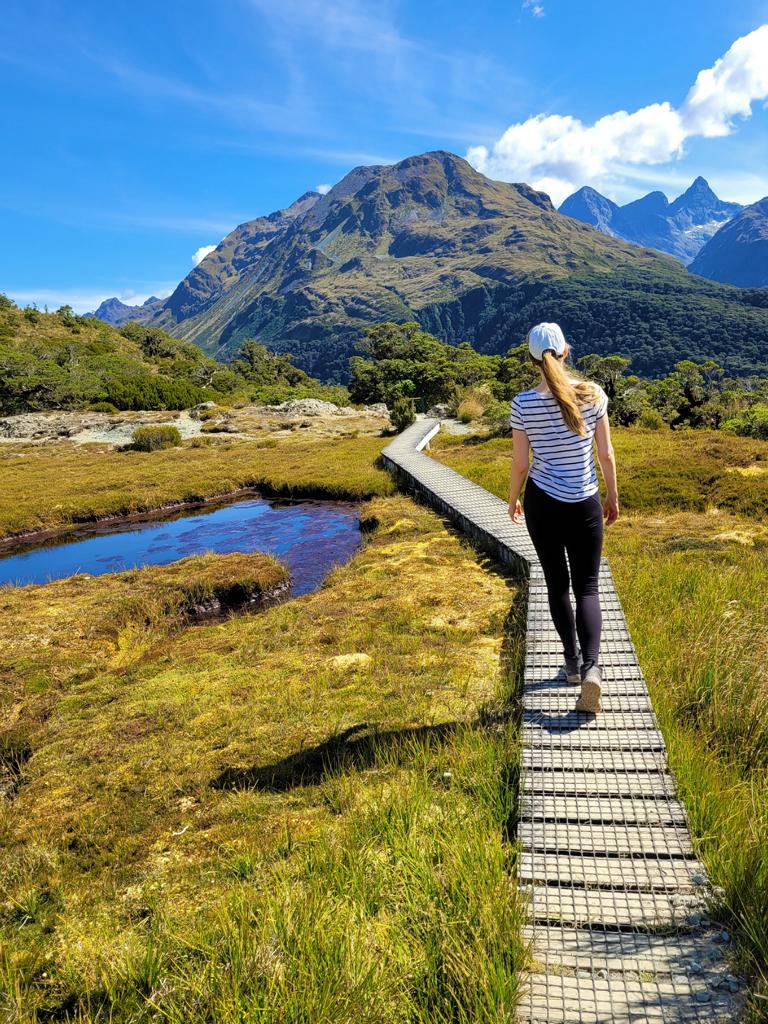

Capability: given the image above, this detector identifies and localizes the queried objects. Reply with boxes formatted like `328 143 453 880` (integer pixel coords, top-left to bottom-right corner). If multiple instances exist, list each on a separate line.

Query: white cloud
315 183 332 195
5 287 173 315
192 244 217 266
522 1 545 17
467 24 768 205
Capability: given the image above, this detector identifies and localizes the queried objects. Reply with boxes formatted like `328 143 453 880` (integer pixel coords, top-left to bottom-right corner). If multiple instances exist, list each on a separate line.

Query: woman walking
508 323 619 714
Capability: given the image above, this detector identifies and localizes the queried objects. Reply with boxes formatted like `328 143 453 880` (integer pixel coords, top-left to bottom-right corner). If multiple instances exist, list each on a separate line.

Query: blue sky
2 0 768 312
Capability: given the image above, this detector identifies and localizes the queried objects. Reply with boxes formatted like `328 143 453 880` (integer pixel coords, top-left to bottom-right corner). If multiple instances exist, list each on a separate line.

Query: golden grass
0 434 393 541
0 495 525 1021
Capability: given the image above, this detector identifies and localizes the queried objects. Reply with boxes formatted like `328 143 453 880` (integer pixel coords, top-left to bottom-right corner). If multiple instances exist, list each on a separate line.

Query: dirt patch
0 738 32 800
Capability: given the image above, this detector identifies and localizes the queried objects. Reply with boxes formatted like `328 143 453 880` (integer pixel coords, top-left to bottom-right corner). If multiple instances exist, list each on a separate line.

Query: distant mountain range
689 197 768 287
84 294 164 326
86 151 768 379
559 178 743 265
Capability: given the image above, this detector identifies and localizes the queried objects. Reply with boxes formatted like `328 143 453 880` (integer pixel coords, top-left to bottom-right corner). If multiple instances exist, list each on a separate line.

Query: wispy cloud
315 183 332 195
91 54 310 134
244 0 528 136
522 1 545 17
468 23 768 204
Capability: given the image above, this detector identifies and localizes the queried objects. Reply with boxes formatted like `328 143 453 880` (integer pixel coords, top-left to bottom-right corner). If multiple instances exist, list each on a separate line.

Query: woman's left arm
508 428 530 523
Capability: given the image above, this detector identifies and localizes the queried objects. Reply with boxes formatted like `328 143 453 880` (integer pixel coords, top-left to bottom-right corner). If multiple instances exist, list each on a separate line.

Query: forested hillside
0 295 332 414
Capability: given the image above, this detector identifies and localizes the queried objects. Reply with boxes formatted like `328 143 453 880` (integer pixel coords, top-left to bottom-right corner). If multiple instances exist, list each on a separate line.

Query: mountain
160 190 320 325
689 197 768 287
558 177 743 264
135 151 768 380
85 295 163 326
559 187 621 236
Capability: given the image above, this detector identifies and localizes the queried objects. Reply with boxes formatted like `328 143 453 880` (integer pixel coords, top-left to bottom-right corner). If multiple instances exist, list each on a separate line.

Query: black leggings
523 477 604 666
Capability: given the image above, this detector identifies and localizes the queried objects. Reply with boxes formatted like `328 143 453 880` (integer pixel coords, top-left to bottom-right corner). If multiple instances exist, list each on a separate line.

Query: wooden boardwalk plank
523 926 732 974
522 885 705 929
519 973 737 1022
519 821 695 857
520 795 689 826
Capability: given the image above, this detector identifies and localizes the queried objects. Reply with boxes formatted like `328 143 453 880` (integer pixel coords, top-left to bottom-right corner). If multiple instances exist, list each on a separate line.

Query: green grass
0 433 394 540
434 427 768 1016
607 513 768 1017
0 495 526 1022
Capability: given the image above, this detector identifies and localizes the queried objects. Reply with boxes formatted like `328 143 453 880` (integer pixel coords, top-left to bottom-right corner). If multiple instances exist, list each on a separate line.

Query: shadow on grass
213 584 530 798
211 721 460 793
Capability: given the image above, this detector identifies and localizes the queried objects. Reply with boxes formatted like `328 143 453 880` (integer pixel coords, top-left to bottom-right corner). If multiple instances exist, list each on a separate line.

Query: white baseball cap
528 322 567 360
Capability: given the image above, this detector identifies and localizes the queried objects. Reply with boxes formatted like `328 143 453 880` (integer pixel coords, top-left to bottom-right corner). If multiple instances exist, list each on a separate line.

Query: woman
508 322 619 714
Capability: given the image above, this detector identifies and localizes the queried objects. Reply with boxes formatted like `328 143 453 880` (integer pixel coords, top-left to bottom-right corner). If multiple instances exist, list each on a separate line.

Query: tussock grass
0 496 526 1021
0 434 393 540
607 513 768 1016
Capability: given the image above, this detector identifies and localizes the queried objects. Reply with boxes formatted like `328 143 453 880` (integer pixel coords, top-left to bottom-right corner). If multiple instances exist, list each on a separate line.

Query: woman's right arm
595 415 619 526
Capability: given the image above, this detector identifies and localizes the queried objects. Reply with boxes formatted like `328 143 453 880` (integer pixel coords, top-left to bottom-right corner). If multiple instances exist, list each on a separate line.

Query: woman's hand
509 499 523 524
603 494 619 527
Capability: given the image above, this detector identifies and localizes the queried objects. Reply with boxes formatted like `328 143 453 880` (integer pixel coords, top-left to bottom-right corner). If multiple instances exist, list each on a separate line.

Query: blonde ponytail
538 351 600 436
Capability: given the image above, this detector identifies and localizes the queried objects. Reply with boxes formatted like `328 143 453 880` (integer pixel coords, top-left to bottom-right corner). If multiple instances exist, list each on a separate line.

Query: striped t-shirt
509 385 608 502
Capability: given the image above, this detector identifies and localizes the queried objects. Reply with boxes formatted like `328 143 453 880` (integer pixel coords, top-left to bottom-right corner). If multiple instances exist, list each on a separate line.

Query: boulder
189 401 218 420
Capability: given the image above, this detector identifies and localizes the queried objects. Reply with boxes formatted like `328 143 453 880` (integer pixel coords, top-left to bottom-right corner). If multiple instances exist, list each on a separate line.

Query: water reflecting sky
0 497 361 596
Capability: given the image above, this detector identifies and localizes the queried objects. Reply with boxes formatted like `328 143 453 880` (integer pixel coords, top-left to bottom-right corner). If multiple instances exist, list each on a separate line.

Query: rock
270 399 341 417
691 871 707 886
695 990 711 1004
719 930 731 943
330 653 372 671
425 403 451 418
189 401 217 420
687 912 703 926
365 403 390 417
689 961 703 975
0 411 111 439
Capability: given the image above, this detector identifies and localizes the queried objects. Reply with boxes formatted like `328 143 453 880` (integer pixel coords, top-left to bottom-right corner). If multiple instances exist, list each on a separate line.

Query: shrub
105 377 209 411
723 404 768 440
88 401 119 414
455 384 494 424
638 408 666 430
483 399 512 435
391 397 417 432
131 425 182 451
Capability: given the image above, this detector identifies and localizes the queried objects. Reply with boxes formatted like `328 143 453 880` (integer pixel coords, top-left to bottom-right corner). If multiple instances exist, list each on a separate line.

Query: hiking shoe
575 664 602 714
557 659 582 685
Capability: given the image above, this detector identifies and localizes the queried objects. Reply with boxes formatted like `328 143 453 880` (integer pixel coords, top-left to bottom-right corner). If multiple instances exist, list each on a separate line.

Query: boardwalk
382 420 741 1023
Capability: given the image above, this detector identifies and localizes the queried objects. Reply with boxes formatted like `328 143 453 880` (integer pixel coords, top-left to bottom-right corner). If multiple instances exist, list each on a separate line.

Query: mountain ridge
689 197 768 287
559 178 742 264
86 151 768 380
